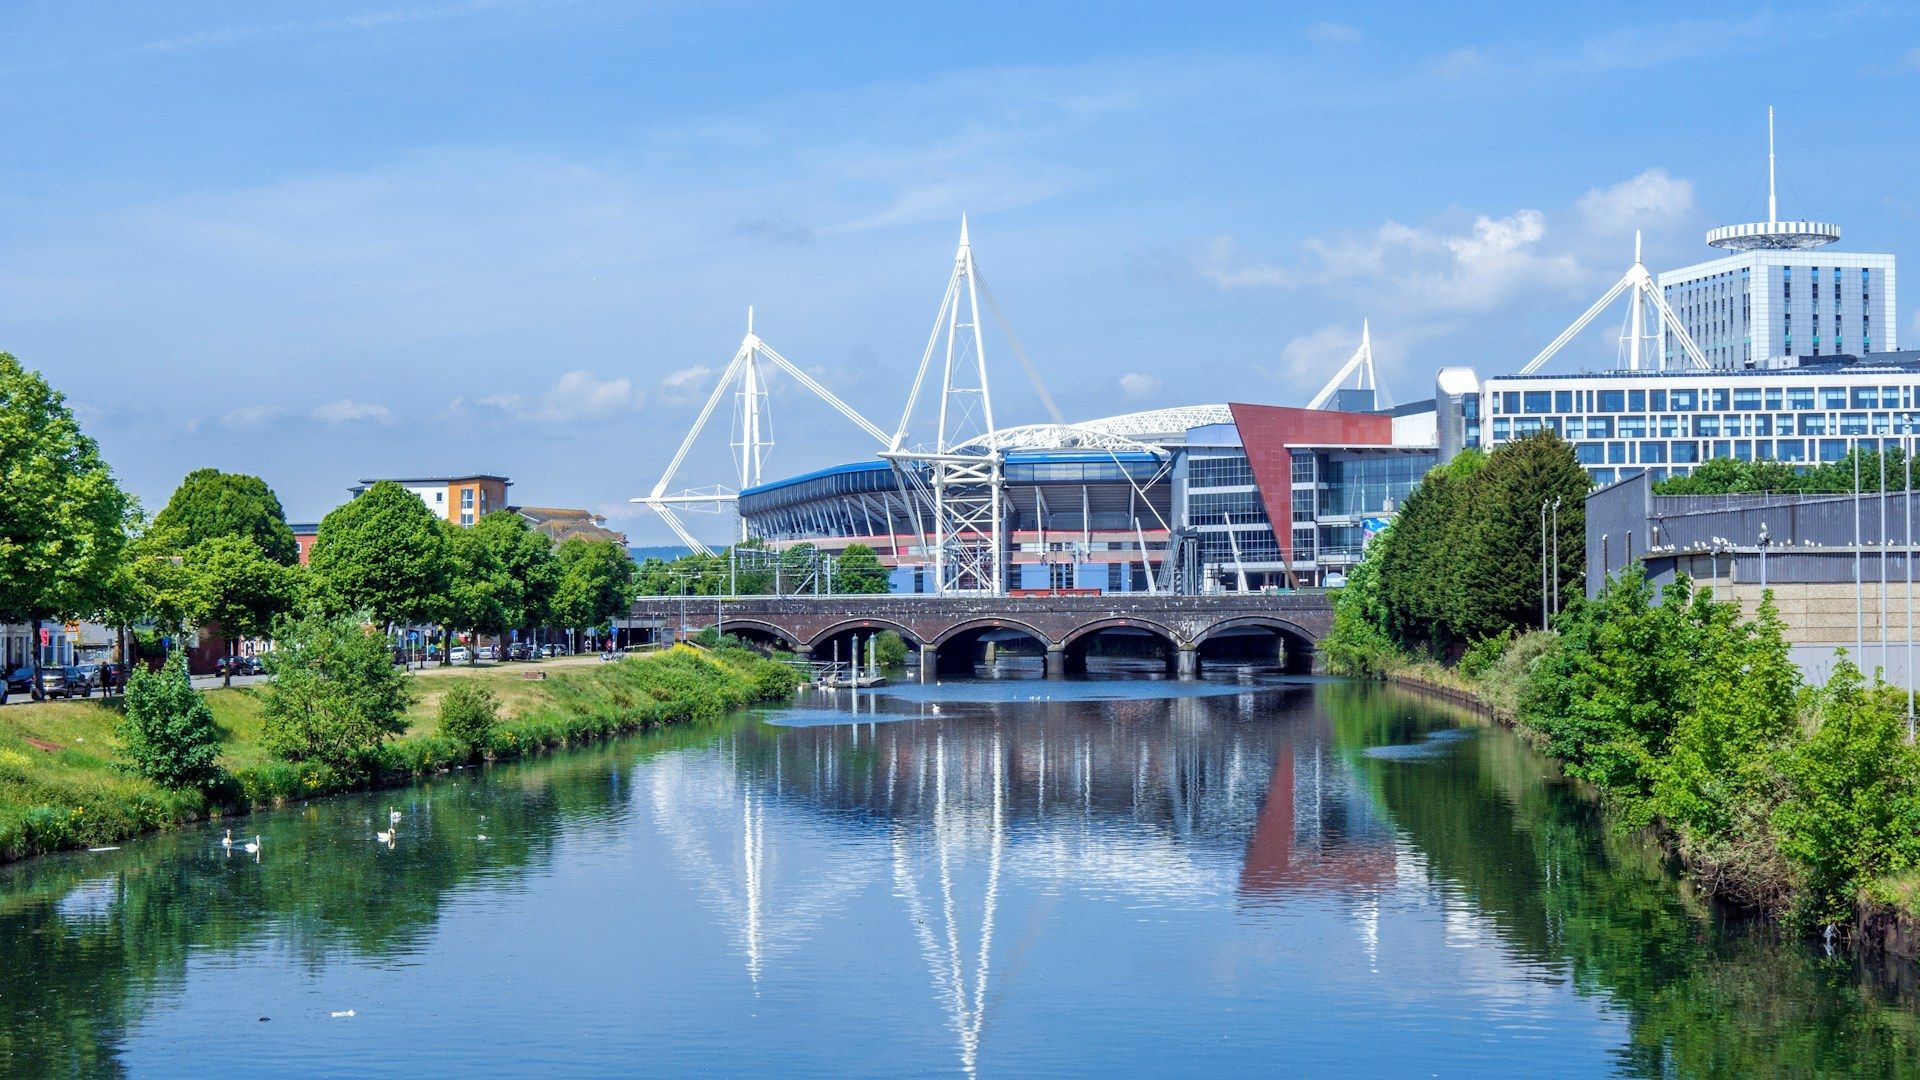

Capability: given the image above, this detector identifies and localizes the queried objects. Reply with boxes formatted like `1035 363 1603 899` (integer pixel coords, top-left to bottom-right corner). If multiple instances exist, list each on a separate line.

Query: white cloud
1302 22 1362 45
1118 373 1161 398
1201 208 1582 315
1276 325 1364 387
220 404 284 429
538 370 641 421
311 398 393 424
1432 47 1485 79
1576 168 1694 233
1196 235 1293 289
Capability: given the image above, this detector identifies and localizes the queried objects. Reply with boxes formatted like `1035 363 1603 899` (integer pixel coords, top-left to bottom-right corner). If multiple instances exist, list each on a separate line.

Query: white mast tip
958 214 970 246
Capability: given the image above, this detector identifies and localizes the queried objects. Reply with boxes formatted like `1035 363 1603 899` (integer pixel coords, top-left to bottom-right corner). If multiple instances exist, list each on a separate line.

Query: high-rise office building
1658 109 1897 368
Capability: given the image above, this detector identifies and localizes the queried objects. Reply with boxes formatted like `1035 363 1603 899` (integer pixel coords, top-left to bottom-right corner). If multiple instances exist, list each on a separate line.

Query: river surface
4 672 1919 1077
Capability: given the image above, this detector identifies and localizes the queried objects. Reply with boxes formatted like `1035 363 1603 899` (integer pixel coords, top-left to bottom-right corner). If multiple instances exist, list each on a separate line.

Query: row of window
1494 383 1920 415
1494 409 1920 441
1187 454 1256 488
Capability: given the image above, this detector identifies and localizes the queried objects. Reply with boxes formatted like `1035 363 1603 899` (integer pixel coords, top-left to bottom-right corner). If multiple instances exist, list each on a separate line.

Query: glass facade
1658 251 1897 367
1479 357 1920 486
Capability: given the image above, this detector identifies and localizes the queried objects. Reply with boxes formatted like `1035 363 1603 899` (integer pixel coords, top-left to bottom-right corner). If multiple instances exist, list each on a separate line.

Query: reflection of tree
1330 684 1920 1077
0 734 658 1075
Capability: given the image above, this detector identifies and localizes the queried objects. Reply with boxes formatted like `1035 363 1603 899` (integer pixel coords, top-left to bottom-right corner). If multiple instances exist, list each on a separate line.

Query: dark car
63 664 102 698
508 642 534 661
35 666 68 699
4 666 35 695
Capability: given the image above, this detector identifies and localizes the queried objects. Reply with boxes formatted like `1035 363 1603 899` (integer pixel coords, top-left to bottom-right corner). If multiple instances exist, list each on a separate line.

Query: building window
1523 391 1550 414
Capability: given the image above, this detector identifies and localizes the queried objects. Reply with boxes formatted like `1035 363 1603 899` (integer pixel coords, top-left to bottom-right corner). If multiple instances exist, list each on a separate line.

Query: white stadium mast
1517 232 1709 375
632 310 889 554
885 216 1060 596
1306 320 1384 411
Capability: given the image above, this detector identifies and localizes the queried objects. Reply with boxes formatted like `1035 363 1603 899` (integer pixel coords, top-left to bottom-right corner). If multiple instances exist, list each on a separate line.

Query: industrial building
1587 469 1920 686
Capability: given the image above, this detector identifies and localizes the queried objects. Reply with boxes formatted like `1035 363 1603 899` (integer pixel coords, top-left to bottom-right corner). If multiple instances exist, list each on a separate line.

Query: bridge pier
1175 644 1199 680
918 646 936 682
1044 644 1066 677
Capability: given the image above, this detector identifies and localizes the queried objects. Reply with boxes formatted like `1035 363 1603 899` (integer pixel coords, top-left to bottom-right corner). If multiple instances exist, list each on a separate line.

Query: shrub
1774 661 1920 924
438 683 500 758
261 610 413 775
1457 629 1513 681
117 655 224 790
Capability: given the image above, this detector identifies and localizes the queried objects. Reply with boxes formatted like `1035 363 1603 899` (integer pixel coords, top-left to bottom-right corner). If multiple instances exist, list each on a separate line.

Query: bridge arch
1192 615 1318 674
929 617 1053 676
1060 616 1182 675
718 617 804 652
807 617 926 649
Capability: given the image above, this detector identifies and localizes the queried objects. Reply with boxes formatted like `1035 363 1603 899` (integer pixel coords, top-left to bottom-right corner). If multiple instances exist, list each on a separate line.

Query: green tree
0 353 133 695
260 611 414 775
1376 449 1482 648
308 481 451 631
149 468 299 565
1321 548 1398 677
446 515 520 664
1453 431 1588 640
184 535 298 685
834 544 891 594
552 538 636 649
116 655 223 790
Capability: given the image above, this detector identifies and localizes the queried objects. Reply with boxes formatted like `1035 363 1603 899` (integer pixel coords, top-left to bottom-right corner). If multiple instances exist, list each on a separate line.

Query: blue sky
4 1 1919 543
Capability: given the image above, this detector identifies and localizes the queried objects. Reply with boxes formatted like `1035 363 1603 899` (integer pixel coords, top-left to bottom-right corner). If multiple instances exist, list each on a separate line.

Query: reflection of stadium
646 686 1410 1073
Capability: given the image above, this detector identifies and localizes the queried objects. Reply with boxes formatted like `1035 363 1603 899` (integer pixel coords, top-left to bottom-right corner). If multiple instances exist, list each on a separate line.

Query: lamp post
1551 496 1563 616
1540 499 1550 629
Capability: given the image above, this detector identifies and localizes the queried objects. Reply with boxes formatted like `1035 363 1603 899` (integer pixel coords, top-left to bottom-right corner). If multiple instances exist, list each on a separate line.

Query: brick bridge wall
628 593 1334 673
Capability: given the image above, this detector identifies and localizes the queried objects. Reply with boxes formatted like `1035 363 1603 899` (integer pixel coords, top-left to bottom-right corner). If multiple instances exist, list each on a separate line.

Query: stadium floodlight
1306 321 1381 411
1518 232 1710 375
632 309 889 554
885 217 1062 596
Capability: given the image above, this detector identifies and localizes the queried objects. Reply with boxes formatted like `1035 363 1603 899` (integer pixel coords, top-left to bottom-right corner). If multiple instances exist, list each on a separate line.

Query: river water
3 671 1918 1077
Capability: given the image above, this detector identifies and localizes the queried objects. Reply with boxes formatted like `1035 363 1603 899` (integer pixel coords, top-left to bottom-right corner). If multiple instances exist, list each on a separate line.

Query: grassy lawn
0 645 797 863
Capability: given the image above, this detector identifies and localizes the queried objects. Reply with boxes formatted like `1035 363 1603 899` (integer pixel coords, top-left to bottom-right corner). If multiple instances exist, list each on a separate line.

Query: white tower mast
634 312 889 553
886 217 1011 595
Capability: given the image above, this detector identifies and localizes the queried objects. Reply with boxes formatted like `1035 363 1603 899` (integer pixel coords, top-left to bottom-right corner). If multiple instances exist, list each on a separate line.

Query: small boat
825 673 887 690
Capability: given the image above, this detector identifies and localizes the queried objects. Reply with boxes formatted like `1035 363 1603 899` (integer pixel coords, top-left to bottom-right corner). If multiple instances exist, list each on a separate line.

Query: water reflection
3 679 1920 1077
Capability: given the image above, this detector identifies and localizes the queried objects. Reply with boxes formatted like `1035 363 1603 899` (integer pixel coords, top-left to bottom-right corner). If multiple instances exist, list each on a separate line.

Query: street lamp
1540 499 1550 629
1551 496 1563 616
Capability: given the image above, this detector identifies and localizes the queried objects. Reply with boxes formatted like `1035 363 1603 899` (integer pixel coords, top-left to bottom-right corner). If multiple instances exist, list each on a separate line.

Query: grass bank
0 645 801 863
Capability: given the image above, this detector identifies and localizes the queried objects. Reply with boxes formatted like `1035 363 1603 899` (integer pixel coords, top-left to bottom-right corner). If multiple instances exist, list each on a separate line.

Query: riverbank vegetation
0 642 802 863
1325 430 1920 932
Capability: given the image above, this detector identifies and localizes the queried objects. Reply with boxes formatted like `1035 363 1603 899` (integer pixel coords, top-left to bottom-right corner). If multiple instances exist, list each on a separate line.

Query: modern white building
1473 351 1920 486
1657 108 1898 369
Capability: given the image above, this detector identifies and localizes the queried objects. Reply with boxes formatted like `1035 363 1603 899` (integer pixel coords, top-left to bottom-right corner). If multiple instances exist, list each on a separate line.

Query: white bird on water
389 807 402 824
930 704 942 715
476 834 489 842
241 836 261 854
221 829 234 848
375 827 395 845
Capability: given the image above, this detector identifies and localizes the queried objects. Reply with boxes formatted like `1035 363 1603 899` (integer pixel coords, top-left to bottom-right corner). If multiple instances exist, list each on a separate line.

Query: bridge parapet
627 593 1333 671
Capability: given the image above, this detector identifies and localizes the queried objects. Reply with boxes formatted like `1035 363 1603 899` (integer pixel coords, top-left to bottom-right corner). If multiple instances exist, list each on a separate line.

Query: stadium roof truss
631 310 889 555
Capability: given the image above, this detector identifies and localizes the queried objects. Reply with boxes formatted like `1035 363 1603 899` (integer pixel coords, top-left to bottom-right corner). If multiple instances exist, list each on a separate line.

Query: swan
930 704 942 715
241 836 261 854
375 828 395 844
476 834 489 841
389 807 402 824
221 829 234 848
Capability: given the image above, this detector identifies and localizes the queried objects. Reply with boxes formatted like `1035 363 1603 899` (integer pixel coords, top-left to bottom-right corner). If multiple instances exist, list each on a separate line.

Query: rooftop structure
512 506 628 546
353 474 511 526
1705 108 1841 252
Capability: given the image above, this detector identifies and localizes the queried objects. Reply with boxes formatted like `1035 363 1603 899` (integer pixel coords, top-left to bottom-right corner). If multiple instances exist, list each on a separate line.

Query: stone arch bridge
627 593 1334 677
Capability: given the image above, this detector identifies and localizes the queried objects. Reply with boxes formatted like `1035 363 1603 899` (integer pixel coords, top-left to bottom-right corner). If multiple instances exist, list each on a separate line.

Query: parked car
63 664 102 698
539 644 561 658
508 642 534 661
449 646 471 664
5 666 36 695
477 645 498 661
35 667 69 699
